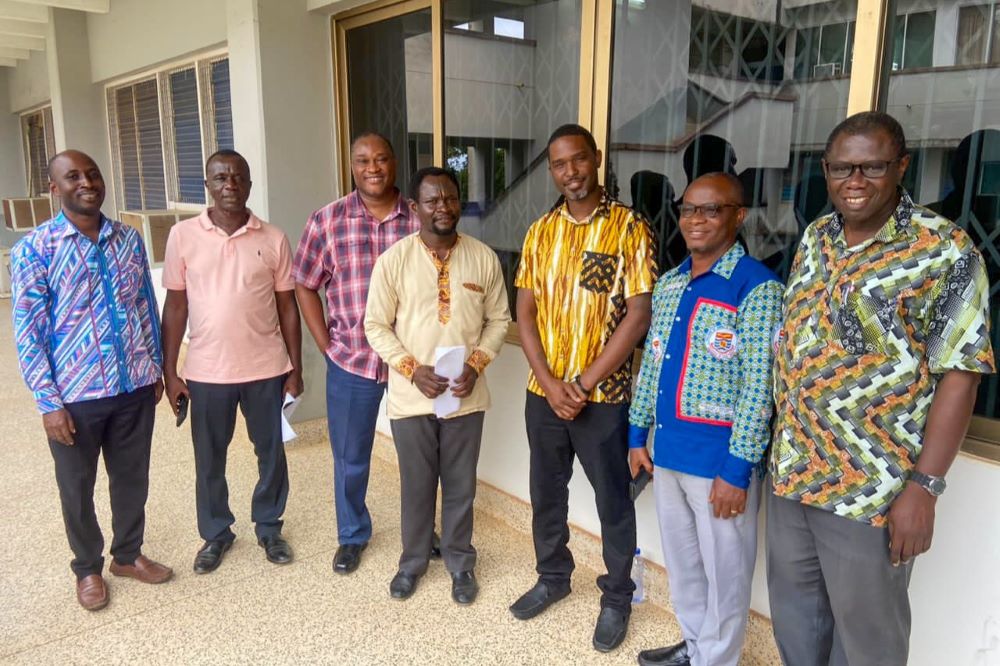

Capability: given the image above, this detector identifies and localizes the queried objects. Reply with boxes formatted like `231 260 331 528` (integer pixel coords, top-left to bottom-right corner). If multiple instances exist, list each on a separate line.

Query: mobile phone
629 467 652 502
175 394 189 427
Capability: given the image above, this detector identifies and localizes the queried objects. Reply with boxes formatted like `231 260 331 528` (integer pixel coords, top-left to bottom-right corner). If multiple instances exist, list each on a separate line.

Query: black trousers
188 375 288 543
524 392 637 612
49 384 156 580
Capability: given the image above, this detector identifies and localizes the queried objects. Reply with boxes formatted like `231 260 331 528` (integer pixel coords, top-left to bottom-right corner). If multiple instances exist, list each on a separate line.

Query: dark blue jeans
326 357 386 545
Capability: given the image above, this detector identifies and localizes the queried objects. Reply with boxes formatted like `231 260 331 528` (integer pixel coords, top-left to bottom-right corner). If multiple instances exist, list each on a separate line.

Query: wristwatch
909 471 947 497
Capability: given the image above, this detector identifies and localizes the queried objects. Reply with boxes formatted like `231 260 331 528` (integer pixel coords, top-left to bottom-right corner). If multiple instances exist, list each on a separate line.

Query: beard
429 220 457 236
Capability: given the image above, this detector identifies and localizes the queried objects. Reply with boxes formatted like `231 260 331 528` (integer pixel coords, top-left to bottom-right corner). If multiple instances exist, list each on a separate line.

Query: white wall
0 70 28 203
6 49 49 114
86 0 227 83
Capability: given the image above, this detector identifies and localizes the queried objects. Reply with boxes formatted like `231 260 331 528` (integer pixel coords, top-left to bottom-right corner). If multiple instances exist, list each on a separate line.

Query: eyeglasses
823 159 900 180
678 203 743 219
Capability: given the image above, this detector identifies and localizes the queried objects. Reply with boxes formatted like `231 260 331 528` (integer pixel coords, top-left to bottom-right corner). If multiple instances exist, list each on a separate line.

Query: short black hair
546 123 597 159
205 148 249 174
351 130 395 156
686 171 746 206
825 111 907 159
408 166 460 201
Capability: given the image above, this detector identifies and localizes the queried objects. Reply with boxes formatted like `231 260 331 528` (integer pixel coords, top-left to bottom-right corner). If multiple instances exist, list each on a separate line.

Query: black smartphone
175 394 189 427
629 468 652 502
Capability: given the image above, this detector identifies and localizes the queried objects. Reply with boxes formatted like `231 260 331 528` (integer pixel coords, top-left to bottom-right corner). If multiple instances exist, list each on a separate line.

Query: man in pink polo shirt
161 149 303 574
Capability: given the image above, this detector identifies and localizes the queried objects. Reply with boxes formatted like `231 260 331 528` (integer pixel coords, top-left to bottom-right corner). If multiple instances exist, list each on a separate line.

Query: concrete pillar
467 144 486 205
225 0 338 421
46 7 117 211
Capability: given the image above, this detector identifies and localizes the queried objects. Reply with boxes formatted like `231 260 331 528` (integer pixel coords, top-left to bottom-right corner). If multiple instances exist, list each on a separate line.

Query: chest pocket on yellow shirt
580 251 617 294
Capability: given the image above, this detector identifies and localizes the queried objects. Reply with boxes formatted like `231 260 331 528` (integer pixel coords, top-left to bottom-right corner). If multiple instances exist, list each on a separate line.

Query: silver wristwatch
909 471 947 497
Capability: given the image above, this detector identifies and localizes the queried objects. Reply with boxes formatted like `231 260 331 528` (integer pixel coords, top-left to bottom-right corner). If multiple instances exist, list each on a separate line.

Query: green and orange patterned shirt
771 191 996 526
515 192 656 404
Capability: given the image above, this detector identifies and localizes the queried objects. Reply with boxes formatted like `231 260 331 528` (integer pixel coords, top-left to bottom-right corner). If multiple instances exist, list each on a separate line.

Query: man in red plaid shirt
293 132 419 574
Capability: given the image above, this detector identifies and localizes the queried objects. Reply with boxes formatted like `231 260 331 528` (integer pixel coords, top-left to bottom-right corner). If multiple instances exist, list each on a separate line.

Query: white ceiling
0 0 109 68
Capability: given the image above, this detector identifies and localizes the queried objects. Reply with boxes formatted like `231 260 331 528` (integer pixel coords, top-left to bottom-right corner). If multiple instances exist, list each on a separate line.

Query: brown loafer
76 574 109 611
109 555 173 584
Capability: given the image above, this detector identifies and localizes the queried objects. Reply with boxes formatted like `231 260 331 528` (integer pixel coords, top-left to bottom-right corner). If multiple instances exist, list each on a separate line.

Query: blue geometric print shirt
11 212 163 413
628 243 783 489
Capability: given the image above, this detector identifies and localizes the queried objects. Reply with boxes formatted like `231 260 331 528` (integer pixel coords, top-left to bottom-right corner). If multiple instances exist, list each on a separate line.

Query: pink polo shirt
162 209 295 384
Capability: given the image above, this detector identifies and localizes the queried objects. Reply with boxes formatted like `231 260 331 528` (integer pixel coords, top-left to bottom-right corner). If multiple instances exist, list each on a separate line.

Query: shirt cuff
466 348 492 375
628 424 650 449
36 394 65 414
395 355 418 381
719 453 755 490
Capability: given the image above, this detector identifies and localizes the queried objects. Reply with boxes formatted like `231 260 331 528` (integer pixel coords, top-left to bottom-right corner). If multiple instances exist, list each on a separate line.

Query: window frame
19 105 56 198
104 48 231 216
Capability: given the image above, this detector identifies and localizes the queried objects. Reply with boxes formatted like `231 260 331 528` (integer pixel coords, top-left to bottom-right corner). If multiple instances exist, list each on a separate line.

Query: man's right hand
541 377 586 421
43 409 76 446
164 374 190 416
629 447 654 478
412 366 449 399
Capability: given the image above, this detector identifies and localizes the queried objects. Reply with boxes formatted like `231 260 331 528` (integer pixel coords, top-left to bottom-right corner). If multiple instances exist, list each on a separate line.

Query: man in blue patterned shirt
628 173 782 666
11 150 173 612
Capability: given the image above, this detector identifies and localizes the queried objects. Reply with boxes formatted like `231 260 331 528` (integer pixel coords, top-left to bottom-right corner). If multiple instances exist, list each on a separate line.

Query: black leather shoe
509 580 571 620
637 641 689 666
389 571 420 599
451 570 478 605
333 543 367 575
593 607 630 653
430 531 442 559
258 534 292 565
193 540 233 574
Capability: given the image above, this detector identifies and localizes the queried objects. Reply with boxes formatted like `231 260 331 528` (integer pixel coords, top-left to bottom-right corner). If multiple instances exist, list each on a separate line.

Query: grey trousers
390 411 484 576
655 468 760 666
766 490 913 666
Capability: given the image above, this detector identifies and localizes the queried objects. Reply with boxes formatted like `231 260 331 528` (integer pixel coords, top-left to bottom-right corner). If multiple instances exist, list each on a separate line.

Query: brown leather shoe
109 555 173 584
76 574 109 611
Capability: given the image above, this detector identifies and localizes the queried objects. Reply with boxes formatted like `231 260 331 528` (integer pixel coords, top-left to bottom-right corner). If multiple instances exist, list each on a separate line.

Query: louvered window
109 78 167 210
169 68 205 203
20 107 56 197
211 59 234 150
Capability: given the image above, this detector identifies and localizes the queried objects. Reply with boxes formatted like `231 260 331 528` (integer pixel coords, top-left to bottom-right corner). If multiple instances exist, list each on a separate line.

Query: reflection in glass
886 9 1000 419
443 0 582 316
607 0 855 279
345 10 433 195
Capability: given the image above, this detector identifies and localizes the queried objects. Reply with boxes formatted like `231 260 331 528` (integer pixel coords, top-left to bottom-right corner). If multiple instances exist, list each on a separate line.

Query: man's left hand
709 477 747 520
153 378 164 405
886 481 936 566
451 364 478 398
284 370 304 398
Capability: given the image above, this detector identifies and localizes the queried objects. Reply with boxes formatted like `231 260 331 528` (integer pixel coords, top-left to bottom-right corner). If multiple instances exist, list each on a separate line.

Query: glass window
344 10 433 196
169 68 205 204
442 0 582 316
885 6 1000 423
892 11 935 71
608 0 854 278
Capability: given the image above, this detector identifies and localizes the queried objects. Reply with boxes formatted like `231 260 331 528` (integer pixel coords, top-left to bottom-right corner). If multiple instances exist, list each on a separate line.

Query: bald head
48 150 100 180
48 149 106 219
685 172 745 206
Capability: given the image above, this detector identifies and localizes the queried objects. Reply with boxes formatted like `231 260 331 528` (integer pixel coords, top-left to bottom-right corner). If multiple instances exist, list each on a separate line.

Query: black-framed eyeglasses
823 159 900 180
678 203 743 219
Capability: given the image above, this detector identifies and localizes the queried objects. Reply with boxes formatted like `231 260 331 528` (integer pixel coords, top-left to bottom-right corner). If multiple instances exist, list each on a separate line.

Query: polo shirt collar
676 242 745 280
198 208 263 234
819 188 917 247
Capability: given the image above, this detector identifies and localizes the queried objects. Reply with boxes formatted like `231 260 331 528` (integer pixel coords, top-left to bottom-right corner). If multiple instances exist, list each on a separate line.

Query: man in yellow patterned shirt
509 124 656 653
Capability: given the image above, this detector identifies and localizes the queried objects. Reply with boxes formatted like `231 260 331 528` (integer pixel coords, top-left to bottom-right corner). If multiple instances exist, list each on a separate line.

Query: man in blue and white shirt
628 173 782 666
11 150 173 612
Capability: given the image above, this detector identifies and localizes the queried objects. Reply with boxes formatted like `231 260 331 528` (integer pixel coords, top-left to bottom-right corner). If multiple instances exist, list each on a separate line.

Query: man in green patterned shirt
768 111 996 666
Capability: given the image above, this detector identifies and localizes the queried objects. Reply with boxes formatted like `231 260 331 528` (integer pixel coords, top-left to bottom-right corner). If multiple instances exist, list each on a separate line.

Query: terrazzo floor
0 301 779 665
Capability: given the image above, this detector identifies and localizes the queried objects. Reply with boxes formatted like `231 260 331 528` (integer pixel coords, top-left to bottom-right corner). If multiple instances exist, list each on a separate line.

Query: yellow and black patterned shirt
771 192 995 526
515 192 656 404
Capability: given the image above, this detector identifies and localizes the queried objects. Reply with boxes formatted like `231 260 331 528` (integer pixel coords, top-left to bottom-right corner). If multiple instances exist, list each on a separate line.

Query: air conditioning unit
120 209 201 267
2 197 53 231
813 62 841 78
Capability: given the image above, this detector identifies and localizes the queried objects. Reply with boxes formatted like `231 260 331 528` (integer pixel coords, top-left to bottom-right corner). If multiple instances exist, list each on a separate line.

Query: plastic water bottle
631 548 646 604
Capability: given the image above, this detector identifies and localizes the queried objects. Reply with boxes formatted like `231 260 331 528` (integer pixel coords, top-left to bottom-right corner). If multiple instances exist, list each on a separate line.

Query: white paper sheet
433 346 466 418
281 392 300 443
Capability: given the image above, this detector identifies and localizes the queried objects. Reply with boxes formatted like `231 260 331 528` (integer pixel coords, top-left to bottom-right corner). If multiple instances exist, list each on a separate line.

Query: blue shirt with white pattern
628 243 783 489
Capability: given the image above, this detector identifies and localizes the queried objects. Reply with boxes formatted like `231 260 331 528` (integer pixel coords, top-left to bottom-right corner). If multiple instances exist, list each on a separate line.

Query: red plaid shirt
293 190 418 382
